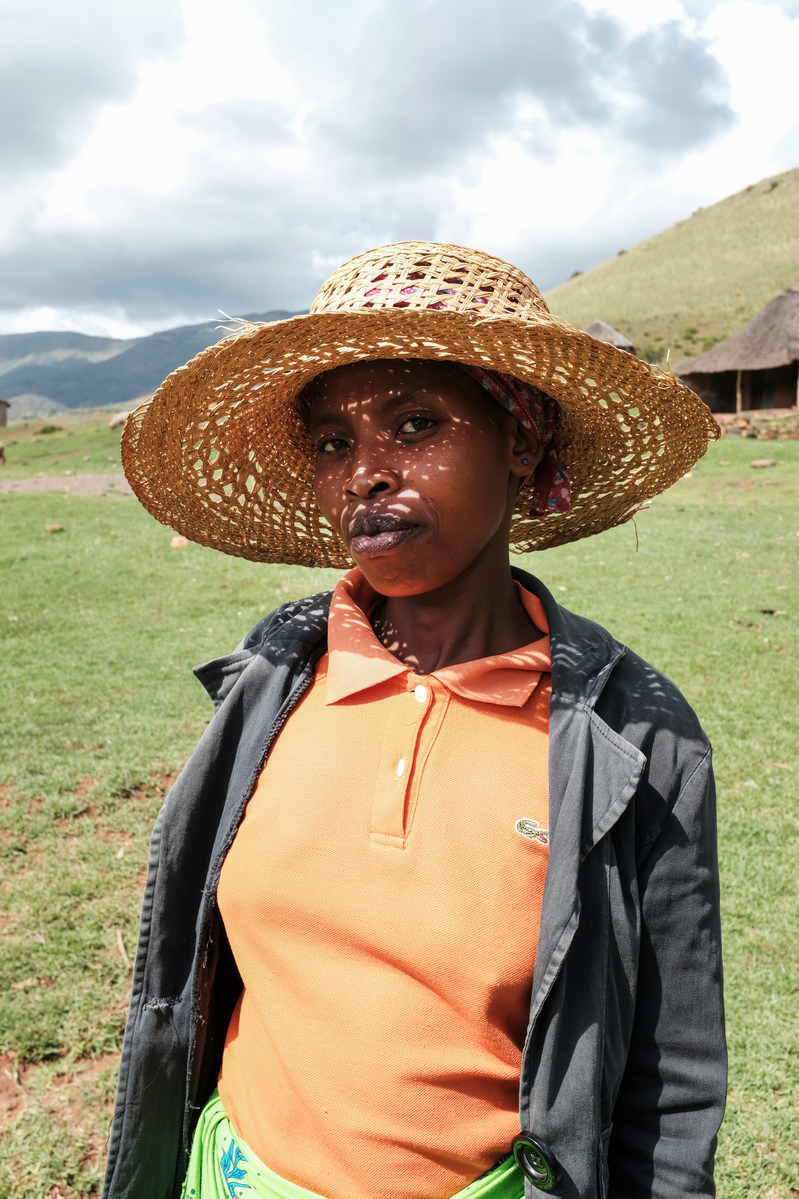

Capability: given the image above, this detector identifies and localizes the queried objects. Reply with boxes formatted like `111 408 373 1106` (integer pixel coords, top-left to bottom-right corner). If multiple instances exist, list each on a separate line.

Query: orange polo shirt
217 569 551 1199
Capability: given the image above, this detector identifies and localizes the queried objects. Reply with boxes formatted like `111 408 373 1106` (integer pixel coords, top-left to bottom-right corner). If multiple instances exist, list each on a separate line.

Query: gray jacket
102 569 725 1199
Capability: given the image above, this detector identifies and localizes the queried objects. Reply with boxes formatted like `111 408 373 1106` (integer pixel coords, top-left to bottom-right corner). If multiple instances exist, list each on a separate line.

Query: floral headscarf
459 364 571 515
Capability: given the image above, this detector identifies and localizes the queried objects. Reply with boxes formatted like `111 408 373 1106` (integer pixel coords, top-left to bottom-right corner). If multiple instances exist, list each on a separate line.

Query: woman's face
308 359 540 598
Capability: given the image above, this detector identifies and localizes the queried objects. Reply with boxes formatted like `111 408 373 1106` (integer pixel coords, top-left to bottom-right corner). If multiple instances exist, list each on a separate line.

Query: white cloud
576 0 687 28
0 304 173 339
0 0 183 179
662 1 799 204
0 0 794 337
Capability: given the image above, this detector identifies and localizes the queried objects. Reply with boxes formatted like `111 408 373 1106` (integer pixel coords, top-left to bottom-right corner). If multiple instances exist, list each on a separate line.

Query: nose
346 465 401 499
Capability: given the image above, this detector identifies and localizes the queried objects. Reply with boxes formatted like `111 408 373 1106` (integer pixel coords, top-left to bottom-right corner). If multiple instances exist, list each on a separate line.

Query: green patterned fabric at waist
181 1090 525 1199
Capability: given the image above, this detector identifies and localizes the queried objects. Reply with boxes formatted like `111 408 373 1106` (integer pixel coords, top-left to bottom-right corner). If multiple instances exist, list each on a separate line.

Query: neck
371 567 541 673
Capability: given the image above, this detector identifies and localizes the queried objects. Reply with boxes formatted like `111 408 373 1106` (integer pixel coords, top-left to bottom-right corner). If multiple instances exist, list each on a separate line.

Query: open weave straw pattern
311 243 543 318
122 243 719 567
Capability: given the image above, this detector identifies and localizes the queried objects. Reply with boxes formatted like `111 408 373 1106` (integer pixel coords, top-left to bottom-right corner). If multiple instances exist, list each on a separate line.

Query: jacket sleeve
609 747 726 1198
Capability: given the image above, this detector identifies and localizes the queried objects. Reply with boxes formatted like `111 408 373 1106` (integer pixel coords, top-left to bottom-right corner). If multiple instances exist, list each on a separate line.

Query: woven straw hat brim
122 306 718 567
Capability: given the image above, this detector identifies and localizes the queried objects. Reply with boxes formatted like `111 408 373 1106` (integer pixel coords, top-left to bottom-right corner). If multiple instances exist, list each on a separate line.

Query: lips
346 511 418 557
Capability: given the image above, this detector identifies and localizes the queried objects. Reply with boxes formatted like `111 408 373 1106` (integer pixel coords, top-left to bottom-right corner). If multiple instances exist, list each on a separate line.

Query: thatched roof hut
583 319 635 354
675 290 799 413
0 398 9 428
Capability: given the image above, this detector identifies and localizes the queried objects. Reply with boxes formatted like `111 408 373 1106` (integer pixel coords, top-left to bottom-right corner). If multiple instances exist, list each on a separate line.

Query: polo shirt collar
326 569 551 708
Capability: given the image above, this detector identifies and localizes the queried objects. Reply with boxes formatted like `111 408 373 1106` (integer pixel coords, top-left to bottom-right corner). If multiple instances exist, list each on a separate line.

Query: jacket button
512 1132 562 1191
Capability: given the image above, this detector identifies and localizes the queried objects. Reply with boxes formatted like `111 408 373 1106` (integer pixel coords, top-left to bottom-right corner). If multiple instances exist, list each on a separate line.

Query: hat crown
310 241 551 321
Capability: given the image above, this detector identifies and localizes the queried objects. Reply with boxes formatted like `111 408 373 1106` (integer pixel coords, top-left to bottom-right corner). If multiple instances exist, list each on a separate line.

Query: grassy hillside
545 166 799 365
0 416 131 477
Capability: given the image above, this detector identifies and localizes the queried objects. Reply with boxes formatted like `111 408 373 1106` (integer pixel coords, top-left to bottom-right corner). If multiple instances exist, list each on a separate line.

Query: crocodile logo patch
515 818 549 845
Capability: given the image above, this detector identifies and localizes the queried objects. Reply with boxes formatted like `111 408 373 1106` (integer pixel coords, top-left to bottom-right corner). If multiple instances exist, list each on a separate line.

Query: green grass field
545 165 799 365
0 417 131 481
1 420 797 1197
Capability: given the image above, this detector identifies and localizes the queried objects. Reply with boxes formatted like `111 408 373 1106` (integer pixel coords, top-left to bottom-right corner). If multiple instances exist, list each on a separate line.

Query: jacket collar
193 591 333 709
195 569 628 712
510 566 627 708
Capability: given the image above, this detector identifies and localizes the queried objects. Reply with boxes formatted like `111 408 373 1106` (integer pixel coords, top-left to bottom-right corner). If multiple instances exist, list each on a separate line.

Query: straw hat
122 241 718 567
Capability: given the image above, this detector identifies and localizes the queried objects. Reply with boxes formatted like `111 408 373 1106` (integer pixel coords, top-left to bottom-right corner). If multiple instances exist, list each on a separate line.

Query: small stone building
0 399 9 428
583 320 635 355
675 289 799 413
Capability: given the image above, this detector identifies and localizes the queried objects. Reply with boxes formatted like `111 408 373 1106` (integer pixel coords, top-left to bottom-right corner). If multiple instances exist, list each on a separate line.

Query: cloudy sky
2 0 798 338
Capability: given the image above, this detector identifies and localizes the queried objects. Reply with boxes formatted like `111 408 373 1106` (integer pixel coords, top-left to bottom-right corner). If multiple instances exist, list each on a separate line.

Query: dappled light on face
306 358 525 603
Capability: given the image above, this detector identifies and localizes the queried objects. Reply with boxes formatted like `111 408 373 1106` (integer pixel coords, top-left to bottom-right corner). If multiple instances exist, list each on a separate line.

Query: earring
522 458 530 466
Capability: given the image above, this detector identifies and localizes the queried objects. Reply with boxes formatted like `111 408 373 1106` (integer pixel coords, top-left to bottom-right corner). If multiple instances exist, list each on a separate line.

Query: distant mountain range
0 311 297 418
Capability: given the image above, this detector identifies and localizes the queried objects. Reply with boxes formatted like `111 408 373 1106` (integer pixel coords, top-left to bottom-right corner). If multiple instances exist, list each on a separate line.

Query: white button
397 758 406 777
414 685 427 703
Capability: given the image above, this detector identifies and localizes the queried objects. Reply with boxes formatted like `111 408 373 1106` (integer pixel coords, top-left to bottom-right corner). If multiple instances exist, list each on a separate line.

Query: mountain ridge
0 311 297 417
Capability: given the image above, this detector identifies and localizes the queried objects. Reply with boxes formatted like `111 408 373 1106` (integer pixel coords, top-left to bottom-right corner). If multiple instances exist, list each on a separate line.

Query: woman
105 243 725 1199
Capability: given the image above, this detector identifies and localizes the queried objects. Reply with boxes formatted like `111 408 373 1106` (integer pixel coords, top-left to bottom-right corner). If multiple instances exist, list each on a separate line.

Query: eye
316 435 349 455
397 415 437 435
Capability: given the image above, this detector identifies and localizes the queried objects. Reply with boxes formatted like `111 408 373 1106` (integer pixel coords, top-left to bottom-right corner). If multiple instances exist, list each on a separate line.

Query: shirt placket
369 675 449 848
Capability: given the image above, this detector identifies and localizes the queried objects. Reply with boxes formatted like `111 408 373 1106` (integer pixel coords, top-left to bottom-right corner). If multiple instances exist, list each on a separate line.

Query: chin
356 562 451 598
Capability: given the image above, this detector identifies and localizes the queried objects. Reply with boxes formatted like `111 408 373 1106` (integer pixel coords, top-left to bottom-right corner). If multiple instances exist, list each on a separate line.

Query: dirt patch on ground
0 473 133 497
122 772 178 801
0 1049 119 1128
0 783 43 813
1 1050 119 1196
2 769 179 1194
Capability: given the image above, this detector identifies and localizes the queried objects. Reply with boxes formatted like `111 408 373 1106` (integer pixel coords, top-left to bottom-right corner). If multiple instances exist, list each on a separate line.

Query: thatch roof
676 289 799 374
583 319 635 352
